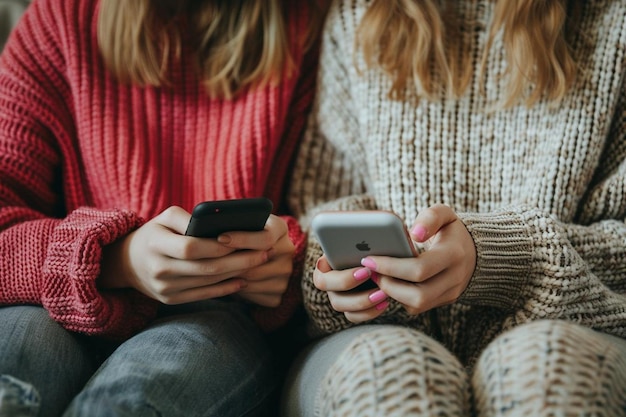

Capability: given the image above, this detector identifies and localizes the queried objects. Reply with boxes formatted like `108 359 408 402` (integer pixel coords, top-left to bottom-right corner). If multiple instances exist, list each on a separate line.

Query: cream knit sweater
288 0 626 367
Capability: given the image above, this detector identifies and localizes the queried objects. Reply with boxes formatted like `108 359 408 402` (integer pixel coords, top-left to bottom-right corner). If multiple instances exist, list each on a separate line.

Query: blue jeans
0 300 277 417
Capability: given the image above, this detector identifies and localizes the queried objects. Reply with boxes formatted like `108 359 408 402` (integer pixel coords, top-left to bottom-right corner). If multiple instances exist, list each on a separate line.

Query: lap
281 324 469 417
0 305 101 417
283 320 626 417
1 300 277 417
64 299 277 417
474 320 626 416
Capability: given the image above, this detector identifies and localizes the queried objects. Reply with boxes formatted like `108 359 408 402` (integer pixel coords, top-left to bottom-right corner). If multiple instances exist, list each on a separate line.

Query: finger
175 236 239 260
158 279 245 304
148 207 236 259
158 249 271 278
326 288 387 313
152 210 282 260
148 270 253 296
146 228 236 260
316 256 332 273
361 246 454 283
217 215 288 250
379 271 456 315
193 249 271 275
154 206 193 235
239 256 293 282
343 302 388 323
238 270 291 299
409 204 458 242
313 267 361 292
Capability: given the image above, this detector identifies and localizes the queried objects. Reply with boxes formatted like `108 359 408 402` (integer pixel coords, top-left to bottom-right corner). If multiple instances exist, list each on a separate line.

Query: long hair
357 0 578 106
98 0 323 99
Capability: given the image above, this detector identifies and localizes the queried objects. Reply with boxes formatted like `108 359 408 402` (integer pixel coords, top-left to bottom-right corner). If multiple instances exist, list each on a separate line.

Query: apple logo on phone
356 241 371 251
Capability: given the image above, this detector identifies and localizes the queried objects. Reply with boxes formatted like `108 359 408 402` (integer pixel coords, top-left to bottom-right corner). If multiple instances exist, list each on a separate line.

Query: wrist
98 236 133 289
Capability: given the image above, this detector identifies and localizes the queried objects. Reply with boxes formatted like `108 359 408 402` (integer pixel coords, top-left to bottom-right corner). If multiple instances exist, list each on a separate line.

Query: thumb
410 204 458 242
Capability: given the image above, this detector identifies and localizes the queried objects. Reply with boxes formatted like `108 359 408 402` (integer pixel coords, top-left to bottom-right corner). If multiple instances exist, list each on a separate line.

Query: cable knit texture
317 326 471 417
473 320 626 417
288 0 626 368
0 0 315 339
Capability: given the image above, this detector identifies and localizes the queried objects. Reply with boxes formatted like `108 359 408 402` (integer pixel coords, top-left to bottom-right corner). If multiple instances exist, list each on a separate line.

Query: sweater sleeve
0 0 159 340
457 77 626 338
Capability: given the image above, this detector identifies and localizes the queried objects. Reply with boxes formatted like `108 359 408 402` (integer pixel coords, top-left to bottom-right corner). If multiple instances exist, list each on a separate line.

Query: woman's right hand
99 206 272 304
313 255 390 323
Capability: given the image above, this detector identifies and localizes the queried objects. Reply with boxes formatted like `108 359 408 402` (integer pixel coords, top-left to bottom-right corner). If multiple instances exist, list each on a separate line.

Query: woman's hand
313 204 476 323
99 206 272 304
215 215 295 308
368 204 476 316
313 256 391 323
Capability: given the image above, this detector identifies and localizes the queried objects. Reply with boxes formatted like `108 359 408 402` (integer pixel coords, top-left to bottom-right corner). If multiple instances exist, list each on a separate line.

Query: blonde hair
98 0 323 99
357 0 578 106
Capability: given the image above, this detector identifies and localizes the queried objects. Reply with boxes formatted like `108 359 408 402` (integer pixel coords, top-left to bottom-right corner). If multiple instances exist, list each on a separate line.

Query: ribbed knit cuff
457 210 533 310
42 207 157 339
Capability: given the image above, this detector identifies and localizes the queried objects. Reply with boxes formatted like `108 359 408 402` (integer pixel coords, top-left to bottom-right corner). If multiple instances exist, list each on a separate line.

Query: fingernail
370 271 380 284
316 258 323 270
361 258 377 269
411 225 427 241
353 268 370 281
368 290 387 304
217 234 231 244
375 300 389 311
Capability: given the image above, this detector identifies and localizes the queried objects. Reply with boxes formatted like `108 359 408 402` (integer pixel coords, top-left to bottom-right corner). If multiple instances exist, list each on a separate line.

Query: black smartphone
185 197 273 238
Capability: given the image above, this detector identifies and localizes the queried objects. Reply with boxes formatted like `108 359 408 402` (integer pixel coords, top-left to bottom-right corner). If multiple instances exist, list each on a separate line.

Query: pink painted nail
411 225 427 241
353 268 370 281
361 258 377 269
370 272 380 284
368 290 387 304
375 300 389 311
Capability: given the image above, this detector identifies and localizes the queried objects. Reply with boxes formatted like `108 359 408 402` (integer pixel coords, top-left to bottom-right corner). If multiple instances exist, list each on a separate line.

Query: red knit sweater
0 0 315 340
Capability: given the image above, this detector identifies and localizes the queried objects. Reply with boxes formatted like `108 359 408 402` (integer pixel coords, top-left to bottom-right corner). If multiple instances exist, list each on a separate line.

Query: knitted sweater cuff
457 210 533 310
42 207 157 339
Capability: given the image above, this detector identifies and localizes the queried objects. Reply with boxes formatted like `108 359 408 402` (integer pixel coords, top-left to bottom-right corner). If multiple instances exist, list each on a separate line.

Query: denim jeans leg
63 300 277 417
0 306 101 417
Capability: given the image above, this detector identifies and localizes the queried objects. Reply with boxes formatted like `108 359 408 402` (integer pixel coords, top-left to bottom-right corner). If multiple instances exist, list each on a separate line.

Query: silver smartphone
311 210 418 270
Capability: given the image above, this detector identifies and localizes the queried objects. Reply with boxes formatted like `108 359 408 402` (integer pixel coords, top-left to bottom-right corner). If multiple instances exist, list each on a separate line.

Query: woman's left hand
216 215 295 308
359 204 476 317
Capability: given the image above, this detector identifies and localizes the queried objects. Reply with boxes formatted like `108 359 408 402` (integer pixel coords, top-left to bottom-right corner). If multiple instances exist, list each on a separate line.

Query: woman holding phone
0 0 323 415
284 0 626 415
